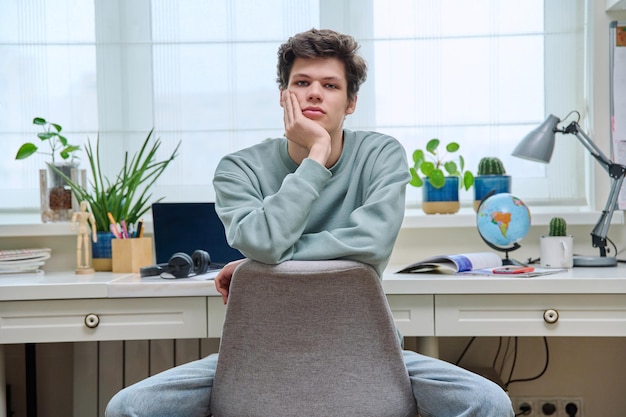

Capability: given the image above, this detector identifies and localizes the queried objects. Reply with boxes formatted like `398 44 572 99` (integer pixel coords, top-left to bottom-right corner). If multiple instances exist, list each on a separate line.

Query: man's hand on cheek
281 90 331 162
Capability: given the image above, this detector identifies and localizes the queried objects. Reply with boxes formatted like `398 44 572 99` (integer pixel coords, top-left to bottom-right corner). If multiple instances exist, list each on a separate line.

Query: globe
476 193 531 252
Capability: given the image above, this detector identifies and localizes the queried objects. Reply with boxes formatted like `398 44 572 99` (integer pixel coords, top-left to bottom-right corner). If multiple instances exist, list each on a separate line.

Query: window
0 0 586 219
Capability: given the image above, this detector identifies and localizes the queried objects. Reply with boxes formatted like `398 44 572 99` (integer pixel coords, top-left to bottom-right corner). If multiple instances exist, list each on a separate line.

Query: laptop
151 202 243 268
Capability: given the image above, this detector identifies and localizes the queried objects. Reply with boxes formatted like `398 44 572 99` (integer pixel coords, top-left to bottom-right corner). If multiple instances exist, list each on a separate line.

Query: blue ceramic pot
92 231 114 259
422 177 460 214
473 175 512 211
92 231 115 271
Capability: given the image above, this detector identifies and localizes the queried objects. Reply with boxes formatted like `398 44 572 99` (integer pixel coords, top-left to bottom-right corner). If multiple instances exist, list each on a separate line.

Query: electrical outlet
510 397 583 417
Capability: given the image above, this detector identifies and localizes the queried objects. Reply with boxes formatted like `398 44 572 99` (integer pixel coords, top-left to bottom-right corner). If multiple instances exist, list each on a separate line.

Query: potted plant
540 217 574 268
473 157 511 212
15 117 82 222
409 138 474 214
51 129 180 270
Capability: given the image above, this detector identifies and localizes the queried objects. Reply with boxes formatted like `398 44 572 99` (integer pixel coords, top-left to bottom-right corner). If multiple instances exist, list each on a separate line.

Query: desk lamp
512 112 626 267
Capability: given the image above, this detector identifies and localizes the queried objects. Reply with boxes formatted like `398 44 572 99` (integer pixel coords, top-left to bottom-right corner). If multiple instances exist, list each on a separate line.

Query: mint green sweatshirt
213 129 410 276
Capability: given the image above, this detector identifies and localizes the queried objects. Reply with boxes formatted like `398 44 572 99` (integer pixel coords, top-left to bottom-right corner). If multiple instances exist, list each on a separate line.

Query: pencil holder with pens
112 237 154 273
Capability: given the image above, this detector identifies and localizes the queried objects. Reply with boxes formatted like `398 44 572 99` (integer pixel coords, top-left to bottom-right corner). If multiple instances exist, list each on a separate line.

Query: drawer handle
84 313 100 329
543 309 559 324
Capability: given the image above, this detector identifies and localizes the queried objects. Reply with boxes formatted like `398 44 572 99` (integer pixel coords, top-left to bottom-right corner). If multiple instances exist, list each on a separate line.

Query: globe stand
479 235 527 266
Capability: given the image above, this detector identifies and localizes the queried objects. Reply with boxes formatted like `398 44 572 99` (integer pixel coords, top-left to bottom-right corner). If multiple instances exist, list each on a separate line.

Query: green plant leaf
33 117 46 126
409 167 423 187
428 169 445 188
16 143 38 160
426 138 439 154
463 171 475 191
420 161 435 176
57 134 68 147
51 123 62 133
445 142 460 153
459 155 465 171
443 161 458 175
412 149 425 165
38 132 55 141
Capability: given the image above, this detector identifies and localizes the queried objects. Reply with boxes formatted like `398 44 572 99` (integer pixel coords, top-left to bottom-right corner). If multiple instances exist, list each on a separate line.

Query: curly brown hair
276 28 367 102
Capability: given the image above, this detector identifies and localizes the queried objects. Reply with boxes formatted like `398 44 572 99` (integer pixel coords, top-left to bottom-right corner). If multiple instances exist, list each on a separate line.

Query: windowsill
402 206 624 229
0 206 623 237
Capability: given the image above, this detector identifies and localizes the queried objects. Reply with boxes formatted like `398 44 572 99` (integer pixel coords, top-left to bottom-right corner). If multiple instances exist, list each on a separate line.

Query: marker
120 219 129 239
136 219 144 238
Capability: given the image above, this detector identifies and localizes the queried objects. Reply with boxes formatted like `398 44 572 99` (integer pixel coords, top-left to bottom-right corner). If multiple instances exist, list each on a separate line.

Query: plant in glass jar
15 117 82 222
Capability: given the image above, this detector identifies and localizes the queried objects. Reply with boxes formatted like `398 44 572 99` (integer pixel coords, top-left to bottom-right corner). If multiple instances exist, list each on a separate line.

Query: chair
210 259 418 417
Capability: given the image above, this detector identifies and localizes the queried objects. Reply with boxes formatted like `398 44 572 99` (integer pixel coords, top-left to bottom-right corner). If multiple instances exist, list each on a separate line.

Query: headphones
140 250 212 279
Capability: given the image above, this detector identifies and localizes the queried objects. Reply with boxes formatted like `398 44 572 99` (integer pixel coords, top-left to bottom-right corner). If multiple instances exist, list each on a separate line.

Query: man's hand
214 258 247 304
281 90 331 165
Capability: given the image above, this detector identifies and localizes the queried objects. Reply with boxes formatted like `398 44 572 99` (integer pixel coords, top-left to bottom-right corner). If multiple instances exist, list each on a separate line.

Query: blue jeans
105 350 513 417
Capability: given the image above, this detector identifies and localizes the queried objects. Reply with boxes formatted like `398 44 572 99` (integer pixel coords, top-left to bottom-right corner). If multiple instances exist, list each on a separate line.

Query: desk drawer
385 294 434 336
436 294 626 336
0 297 207 343
208 295 435 338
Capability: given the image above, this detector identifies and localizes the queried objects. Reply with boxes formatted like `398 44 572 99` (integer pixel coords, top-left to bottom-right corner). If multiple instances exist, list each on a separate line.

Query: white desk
1 266 626 416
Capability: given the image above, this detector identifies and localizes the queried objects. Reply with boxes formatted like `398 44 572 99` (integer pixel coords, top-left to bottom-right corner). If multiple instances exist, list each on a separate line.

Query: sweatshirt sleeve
213 157 332 264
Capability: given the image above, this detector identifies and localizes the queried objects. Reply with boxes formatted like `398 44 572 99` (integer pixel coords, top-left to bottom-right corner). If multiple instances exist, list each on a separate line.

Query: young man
105 28 514 417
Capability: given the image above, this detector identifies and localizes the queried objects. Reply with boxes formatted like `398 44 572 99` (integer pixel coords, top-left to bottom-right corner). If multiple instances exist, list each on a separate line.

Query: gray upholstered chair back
210 259 418 417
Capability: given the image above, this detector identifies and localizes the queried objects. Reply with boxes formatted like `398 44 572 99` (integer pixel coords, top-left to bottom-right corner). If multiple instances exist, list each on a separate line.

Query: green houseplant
409 138 474 214
15 117 81 163
50 129 180 233
15 117 82 222
473 156 511 212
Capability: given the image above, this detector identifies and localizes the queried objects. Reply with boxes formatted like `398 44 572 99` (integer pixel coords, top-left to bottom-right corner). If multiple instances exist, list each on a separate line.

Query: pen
121 219 129 239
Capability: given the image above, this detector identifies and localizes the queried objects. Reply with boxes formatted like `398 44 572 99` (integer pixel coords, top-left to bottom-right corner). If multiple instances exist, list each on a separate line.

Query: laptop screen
151 202 243 265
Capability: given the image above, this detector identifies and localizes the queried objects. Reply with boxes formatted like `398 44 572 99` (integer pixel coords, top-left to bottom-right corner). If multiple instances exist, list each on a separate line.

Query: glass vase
39 164 86 223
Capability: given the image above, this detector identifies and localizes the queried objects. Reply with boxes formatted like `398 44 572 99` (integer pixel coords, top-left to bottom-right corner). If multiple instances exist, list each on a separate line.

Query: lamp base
573 255 617 267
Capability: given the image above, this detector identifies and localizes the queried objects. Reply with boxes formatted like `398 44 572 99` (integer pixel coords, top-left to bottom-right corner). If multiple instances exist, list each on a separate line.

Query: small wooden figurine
72 200 98 274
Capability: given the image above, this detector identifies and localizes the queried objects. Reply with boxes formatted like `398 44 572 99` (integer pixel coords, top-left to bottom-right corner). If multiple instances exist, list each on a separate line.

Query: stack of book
0 248 52 274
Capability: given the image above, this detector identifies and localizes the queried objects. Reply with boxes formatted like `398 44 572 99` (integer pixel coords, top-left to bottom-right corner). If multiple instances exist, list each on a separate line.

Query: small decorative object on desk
540 216 574 268
0 248 52 274
71 200 97 274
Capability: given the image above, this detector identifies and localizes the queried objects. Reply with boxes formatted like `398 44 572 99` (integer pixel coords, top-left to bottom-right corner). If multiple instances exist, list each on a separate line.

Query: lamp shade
512 114 560 163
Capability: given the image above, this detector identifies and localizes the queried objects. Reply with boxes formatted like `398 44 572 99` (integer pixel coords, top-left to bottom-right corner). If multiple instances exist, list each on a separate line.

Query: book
397 252 503 274
0 248 51 274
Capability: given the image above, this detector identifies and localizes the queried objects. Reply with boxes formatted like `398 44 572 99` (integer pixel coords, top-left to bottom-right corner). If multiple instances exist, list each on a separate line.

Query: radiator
74 339 220 417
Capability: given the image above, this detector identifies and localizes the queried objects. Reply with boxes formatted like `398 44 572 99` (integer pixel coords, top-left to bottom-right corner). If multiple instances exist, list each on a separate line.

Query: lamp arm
591 174 625 256
566 122 626 256
567 122 613 173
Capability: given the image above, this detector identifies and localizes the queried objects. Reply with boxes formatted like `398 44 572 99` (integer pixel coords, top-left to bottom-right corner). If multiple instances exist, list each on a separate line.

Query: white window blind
0 0 586 218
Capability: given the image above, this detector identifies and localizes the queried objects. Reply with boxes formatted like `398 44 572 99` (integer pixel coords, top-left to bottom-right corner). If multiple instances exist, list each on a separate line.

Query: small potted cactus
540 216 574 268
473 156 511 212
549 216 567 236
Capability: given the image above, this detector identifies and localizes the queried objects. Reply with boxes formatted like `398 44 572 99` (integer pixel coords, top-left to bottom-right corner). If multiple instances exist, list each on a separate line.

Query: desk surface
1 264 625 301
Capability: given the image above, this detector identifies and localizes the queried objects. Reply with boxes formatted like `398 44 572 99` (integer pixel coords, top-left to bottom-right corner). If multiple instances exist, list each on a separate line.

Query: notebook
151 202 243 267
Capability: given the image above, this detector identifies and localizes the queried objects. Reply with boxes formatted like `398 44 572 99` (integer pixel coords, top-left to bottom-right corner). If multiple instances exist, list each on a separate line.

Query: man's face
283 57 357 137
